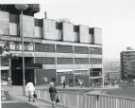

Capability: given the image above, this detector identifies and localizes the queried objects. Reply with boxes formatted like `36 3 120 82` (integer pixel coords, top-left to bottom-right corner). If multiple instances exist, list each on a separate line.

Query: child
33 90 37 102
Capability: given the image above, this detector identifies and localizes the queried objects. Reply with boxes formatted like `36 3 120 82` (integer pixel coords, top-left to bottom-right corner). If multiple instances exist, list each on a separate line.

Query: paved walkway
2 85 119 108
2 102 38 108
2 86 65 108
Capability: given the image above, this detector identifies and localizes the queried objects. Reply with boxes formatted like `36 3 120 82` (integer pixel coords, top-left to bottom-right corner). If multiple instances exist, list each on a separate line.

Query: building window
74 25 79 32
35 57 55 64
75 58 89 64
35 43 55 52
34 18 43 27
90 58 102 64
89 47 102 54
56 22 63 30
57 58 73 64
9 13 19 23
56 45 73 53
90 68 102 76
74 46 88 54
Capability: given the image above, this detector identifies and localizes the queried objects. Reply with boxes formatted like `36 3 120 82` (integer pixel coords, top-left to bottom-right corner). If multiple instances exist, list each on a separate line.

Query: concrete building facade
0 4 103 87
121 50 135 80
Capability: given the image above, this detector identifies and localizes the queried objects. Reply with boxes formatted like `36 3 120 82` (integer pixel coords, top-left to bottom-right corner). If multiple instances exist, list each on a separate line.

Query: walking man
49 82 57 108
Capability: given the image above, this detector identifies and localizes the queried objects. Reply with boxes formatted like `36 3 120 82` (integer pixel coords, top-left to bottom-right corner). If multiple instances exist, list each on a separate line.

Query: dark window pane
74 46 88 54
35 43 55 52
34 18 43 27
56 45 72 53
9 13 19 23
75 58 89 64
89 47 102 54
56 22 63 30
57 58 73 64
90 58 102 64
35 57 55 64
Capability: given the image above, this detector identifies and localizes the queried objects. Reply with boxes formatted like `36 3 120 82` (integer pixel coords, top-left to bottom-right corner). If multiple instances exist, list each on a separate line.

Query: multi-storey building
121 50 135 80
0 4 103 87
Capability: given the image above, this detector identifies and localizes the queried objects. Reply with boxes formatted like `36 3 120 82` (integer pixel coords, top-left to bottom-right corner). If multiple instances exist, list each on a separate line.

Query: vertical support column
8 56 12 85
116 98 119 108
88 46 91 87
0 55 2 88
54 43 58 85
72 45 75 86
95 95 99 108
33 42 37 85
32 15 36 85
20 11 26 95
102 72 105 88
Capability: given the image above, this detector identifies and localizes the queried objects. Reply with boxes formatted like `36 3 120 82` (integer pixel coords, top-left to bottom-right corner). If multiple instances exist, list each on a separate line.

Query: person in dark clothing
49 82 57 107
33 90 37 102
63 80 66 88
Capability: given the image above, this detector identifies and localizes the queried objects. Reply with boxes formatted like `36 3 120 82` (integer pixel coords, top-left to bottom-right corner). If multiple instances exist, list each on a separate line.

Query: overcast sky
35 0 135 60
3 0 134 60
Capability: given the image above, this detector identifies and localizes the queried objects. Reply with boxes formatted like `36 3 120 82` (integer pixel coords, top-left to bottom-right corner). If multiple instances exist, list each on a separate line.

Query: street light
15 4 29 96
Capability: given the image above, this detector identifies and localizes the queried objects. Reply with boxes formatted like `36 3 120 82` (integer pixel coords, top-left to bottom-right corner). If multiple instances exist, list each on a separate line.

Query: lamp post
0 46 3 87
15 5 29 95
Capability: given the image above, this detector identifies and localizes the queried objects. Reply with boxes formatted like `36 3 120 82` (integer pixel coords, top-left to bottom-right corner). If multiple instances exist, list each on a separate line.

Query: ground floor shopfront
1 56 103 87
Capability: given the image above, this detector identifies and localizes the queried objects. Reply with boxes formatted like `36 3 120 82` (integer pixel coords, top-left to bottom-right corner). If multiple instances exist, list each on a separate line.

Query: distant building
104 71 120 85
121 50 135 80
0 4 103 87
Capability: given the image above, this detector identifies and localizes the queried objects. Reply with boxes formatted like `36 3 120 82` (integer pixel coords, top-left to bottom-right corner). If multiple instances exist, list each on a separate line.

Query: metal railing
36 88 135 108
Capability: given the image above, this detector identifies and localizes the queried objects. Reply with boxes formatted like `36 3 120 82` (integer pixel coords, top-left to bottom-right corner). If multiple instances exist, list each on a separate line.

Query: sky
1 0 135 60
35 0 135 60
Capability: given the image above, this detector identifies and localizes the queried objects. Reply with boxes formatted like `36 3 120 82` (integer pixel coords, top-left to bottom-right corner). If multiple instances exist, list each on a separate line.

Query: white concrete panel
34 26 42 38
73 32 79 42
43 19 62 40
9 42 16 50
0 11 9 35
94 28 102 44
22 15 34 38
9 23 17 35
63 22 75 42
79 25 91 43
56 30 62 40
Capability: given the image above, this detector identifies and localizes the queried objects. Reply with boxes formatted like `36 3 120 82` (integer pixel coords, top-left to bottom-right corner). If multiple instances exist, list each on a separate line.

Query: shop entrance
11 57 34 85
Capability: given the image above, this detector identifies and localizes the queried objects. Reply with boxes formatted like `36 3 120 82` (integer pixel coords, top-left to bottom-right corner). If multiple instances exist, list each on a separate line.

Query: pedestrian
33 90 37 102
49 82 58 107
63 80 66 88
25 82 35 102
79 80 83 88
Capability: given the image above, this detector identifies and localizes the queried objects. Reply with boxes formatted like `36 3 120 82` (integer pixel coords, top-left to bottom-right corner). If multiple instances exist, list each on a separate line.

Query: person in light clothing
25 82 35 102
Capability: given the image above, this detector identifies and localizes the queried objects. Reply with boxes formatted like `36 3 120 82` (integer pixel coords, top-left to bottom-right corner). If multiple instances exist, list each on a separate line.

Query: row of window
90 68 102 76
35 43 102 54
35 57 102 64
5 41 102 54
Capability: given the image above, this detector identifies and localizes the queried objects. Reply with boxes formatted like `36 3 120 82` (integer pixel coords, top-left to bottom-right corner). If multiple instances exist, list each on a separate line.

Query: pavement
2 102 38 108
2 86 65 108
1 85 120 108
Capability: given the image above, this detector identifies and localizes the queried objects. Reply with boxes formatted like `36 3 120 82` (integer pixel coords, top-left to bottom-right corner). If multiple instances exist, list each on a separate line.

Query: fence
36 88 135 108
